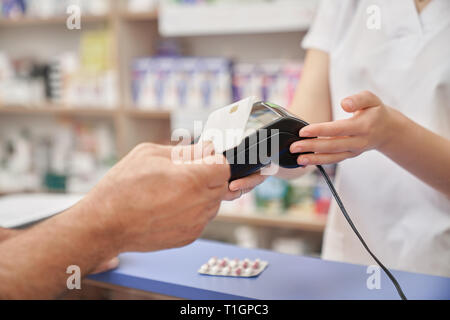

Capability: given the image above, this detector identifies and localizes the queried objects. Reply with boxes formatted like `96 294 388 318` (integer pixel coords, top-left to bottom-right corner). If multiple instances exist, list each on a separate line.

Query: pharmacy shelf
0 0 315 231
0 15 110 27
120 11 158 22
0 105 172 120
124 108 171 120
0 105 117 117
216 210 327 233
159 0 316 36
0 11 158 28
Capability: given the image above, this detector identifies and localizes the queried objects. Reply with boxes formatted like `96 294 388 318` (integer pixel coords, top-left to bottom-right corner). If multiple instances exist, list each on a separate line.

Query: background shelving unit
0 14 110 27
0 104 117 117
0 0 314 155
120 10 158 21
0 0 326 253
0 1 167 156
159 0 316 36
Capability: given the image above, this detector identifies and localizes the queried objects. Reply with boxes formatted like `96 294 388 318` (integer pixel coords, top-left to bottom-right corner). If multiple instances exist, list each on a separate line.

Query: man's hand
0 228 20 242
290 90 397 165
189 140 268 201
80 143 230 253
0 143 230 299
90 257 120 274
225 172 268 201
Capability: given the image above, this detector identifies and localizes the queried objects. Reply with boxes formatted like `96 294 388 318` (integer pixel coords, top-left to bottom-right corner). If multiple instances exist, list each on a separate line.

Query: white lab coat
302 0 450 277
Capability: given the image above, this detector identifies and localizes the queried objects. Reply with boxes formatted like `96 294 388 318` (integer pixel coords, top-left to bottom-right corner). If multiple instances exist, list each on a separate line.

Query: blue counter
89 239 450 300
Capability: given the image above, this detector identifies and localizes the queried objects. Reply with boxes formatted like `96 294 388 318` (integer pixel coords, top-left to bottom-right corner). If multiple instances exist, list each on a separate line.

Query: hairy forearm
380 108 450 197
0 199 117 299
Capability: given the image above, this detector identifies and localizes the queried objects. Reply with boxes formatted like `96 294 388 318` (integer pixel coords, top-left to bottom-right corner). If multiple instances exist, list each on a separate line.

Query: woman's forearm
289 49 332 125
379 108 450 197
275 49 332 181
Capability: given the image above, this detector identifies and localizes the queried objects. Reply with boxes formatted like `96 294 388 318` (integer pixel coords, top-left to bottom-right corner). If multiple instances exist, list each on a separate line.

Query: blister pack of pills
198 257 268 278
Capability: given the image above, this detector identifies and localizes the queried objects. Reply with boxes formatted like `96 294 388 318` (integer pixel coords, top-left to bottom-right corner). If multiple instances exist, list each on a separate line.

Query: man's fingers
134 143 172 158
190 141 215 160
200 140 216 157
223 190 242 201
229 172 267 192
189 154 231 188
208 182 230 201
205 201 222 221
139 141 215 162
171 141 215 162
341 90 382 112
291 136 366 154
223 172 268 201
90 257 120 275
300 118 360 137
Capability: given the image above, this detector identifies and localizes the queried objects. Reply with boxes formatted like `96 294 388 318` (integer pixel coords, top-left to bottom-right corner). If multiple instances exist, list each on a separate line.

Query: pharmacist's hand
290 91 397 165
225 172 268 201
82 143 230 253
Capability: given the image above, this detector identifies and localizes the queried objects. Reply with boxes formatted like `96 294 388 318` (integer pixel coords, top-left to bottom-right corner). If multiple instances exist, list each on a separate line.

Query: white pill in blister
229 259 238 268
208 257 217 266
222 266 231 275
211 265 221 274
243 268 253 276
198 256 268 278
217 259 228 267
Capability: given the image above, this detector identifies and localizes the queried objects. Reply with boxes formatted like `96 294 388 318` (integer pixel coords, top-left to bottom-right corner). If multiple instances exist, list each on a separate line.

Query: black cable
316 165 407 300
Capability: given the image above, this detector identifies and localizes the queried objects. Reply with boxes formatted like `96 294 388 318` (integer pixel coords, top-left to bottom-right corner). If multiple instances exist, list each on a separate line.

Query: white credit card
201 97 256 154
